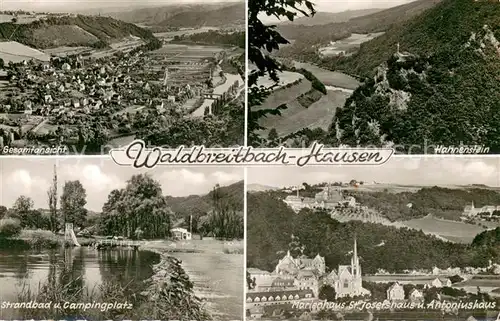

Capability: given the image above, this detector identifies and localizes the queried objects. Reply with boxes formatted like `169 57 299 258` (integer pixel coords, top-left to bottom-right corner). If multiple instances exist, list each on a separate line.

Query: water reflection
0 247 160 319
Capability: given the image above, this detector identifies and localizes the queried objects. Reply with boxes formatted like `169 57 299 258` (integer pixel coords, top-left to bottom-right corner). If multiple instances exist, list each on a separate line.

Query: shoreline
139 244 215 320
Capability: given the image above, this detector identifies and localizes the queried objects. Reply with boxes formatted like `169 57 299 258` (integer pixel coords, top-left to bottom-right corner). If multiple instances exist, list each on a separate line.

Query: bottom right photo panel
246 157 500 320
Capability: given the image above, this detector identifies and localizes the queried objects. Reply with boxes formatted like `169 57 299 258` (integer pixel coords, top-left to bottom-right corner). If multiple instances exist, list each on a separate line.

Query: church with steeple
324 238 371 298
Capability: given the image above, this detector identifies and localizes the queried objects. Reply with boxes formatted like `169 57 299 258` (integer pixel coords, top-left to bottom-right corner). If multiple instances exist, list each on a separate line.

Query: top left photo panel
0 0 245 155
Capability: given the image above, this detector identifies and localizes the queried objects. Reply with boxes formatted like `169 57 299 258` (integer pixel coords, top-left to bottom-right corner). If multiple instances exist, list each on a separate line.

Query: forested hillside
276 0 440 62
247 191 500 274
112 3 244 28
322 0 500 152
349 186 500 221
166 180 244 218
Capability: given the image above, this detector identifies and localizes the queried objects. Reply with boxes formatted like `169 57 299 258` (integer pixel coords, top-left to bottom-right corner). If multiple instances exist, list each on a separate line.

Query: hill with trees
112 2 244 29
0 15 158 49
247 191 500 274
166 180 244 217
320 0 500 152
348 186 500 221
175 30 245 48
278 9 383 26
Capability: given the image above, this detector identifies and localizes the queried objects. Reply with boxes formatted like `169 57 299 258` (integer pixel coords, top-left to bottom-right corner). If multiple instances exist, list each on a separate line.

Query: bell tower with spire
350 236 362 292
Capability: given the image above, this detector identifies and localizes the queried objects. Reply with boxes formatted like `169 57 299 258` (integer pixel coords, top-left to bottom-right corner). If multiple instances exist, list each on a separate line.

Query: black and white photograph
0 0 245 155
0 157 244 320
248 0 500 154
246 157 500 320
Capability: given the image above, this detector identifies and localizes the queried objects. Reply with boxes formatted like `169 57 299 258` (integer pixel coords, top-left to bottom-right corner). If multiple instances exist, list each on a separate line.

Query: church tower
350 237 362 290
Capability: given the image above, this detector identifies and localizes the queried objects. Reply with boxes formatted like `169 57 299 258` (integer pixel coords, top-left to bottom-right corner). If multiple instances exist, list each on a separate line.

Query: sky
248 157 500 188
0 0 240 12
0 158 243 211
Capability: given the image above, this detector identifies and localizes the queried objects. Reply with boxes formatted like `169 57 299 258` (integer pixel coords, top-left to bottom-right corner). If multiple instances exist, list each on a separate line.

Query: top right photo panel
248 0 500 154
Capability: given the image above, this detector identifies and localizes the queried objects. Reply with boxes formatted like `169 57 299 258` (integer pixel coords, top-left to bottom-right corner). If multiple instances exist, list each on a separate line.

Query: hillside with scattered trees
0 15 157 49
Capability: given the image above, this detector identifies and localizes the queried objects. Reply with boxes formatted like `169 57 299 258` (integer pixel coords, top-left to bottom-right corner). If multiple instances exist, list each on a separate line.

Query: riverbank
138 244 214 320
141 239 244 320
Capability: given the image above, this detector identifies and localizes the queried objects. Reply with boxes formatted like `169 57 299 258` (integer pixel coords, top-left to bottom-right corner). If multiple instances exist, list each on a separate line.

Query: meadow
0 41 50 63
401 215 489 244
318 32 385 57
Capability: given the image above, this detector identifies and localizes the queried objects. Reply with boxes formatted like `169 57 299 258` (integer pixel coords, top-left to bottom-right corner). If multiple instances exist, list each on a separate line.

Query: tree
99 174 173 239
268 128 278 141
13 195 33 214
248 0 315 145
12 196 34 227
246 271 257 290
0 205 7 219
47 164 58 232
319 284 336 301
60 180 87 228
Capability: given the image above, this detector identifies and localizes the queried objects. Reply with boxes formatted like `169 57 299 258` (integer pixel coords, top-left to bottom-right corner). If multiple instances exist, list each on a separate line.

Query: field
0 41 50 63
318 32 385 57
255 76 351 137
331 209 395 226
43 46 93 57
152 44 222 61
149 44 220 86
293 61 360 89
255 70 304 89
110 37 145 51
341 184 426 193
154 27 219 41
401 215 489 244
364 274 455 285
0 14 47 24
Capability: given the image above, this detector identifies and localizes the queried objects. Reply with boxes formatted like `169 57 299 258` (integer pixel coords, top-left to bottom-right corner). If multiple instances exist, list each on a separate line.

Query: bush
19 229 62 248
0 218 22 238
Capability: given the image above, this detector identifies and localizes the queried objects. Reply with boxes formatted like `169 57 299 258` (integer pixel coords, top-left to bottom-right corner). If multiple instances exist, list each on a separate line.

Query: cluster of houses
247 239 370 318
247 237 463 319
0 47 208 146
462 201 500 220
283 184 359 212
385 277 452 303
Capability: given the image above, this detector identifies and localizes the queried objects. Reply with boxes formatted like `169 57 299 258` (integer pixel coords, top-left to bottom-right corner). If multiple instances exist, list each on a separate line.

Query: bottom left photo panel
0 157 244 321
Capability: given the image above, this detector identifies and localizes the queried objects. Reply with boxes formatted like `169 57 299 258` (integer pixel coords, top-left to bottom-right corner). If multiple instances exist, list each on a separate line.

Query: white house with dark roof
387 282 405 301
409 288 424 303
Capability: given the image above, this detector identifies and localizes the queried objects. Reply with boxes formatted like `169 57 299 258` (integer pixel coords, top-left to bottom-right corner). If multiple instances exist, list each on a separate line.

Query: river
293 61 360 90
0 246 160 319
191 73 243 117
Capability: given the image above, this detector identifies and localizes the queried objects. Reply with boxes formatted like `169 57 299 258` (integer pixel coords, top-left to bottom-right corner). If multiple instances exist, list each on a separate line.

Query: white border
244 0 249 148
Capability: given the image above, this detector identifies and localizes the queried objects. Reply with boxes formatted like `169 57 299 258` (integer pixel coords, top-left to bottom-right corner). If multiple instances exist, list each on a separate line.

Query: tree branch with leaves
248 0 316 146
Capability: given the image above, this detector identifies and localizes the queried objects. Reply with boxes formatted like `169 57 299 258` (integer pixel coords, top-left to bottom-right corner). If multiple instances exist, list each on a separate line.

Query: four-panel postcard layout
1 0 500 321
